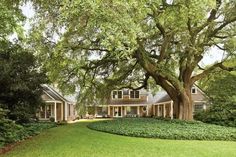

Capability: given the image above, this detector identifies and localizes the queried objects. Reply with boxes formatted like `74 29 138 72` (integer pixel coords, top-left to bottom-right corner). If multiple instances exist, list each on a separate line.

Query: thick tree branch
194 0 222 34
191 62 236 83
208 16 236 38
118 73 150 90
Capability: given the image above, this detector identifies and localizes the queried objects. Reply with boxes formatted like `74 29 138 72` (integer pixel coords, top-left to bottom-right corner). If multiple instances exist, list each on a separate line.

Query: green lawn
1 120 236 157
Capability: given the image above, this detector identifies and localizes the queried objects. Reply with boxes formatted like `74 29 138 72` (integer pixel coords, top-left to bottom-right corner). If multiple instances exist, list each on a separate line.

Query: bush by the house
198 70 236 127
194 108 236 127
0 108 56 148
88 118 236 141
0 108 23 147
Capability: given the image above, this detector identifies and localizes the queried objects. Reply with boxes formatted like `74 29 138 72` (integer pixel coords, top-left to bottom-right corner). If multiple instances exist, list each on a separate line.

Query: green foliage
2 121 236 157
30 0 236 112
88 118 236 141
0 40 48 123
0 107 56 148
0 108 23 147
197 65 236 127
0 0 25 40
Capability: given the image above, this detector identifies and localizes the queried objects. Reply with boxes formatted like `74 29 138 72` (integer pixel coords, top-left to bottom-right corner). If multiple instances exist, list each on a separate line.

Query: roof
42 84 73 103
151 91 171 103
154 84 207 104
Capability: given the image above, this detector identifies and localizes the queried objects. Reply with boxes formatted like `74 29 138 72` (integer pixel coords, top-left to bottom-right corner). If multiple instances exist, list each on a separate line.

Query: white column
124 106 127 116
157 105 160 116
51 105 53 117
170 101 173 119
65 102 68 121
54 102 57 122
95 106 97 117
108 106 110 116
44 106 47 119
61 103 63 121
112 106 114 117
146 105 149 116
163 104 166 118
137 106 140 117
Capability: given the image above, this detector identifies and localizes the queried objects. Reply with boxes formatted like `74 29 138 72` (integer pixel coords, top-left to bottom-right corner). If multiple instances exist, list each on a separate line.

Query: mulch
0 137 33 155
0 142 19 155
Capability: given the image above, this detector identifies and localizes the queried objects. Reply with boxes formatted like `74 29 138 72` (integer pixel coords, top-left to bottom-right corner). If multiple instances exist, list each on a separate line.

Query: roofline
42 84 71 103
193 83 208 97
43 90 56 100
154 100 173 105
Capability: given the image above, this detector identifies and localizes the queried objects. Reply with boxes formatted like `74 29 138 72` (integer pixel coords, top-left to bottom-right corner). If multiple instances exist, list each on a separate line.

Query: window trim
191 86 197 94
129 90 140 99
111 90 123 99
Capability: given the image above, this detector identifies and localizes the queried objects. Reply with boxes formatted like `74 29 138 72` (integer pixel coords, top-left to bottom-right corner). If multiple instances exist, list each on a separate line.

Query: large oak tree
31 0 236 120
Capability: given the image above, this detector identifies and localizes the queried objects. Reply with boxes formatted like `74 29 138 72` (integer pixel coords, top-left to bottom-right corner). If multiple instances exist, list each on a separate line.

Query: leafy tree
0 40 48 123
31 0 236 120
0 0 25 40
196 61 236 126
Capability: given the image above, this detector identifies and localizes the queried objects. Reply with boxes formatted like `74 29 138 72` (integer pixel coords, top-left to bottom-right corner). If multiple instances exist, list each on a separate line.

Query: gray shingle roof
42 84 70 102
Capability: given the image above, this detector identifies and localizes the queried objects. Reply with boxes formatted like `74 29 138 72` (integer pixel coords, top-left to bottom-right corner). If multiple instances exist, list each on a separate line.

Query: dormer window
130 90 140 99
191 86 197 94
112 90 123 99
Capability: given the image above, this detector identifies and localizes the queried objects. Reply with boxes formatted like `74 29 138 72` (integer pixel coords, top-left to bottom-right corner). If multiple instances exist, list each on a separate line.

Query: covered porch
108 105 151 117
153 101 173 119
38 101 64 122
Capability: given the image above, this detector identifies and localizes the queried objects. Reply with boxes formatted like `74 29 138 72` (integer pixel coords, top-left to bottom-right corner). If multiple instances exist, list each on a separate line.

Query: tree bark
172 88 193 120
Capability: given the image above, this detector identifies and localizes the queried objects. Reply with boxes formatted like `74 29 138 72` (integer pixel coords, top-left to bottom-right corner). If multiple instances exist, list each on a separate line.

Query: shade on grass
1 120 236 157
88 118 236 141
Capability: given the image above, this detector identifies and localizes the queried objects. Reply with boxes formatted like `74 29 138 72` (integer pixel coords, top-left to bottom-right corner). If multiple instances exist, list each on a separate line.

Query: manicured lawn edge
87 118 236 141
0 122 57 154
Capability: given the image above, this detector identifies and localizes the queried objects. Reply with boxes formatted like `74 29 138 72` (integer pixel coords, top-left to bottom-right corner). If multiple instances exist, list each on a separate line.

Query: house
152 85 207 118
37 84 77 122
88 85 207 119
88 88 155 118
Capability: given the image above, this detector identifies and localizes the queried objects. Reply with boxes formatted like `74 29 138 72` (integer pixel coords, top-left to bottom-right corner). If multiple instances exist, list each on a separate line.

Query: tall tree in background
31 0 236 120
0 0 48 123
0 41 48 123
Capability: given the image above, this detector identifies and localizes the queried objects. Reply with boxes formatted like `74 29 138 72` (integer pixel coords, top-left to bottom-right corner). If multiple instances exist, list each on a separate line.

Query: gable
41 92 54 101
191 87 207 102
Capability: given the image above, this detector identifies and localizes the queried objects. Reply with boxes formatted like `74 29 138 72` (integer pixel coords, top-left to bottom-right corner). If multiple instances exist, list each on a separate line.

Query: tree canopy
0 0 48 123
30 0 236 120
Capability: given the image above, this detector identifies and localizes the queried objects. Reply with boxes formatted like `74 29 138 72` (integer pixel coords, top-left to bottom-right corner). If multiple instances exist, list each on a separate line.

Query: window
191 87 197 94
112 90 123 99
194 104 203 112
97 107 108 115
130 90 140 99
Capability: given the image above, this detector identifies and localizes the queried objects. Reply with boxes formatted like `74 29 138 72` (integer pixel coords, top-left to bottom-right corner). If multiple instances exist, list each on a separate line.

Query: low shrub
0 108 23 147
0 108 56 148
88 118 236 141
194 109 236 127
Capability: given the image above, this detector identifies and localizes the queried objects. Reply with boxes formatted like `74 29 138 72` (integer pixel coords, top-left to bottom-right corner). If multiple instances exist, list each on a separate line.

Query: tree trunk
173 89 193 120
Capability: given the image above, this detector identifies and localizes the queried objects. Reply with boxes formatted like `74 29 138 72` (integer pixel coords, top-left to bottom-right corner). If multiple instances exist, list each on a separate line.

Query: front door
113 107 122 117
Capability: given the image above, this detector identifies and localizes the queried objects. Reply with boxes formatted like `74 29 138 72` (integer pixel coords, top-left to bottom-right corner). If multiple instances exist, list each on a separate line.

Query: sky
20 3 225 67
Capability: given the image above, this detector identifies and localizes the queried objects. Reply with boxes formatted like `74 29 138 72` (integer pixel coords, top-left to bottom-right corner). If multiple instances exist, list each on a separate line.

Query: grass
88 118 236 141
1 120 236 157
